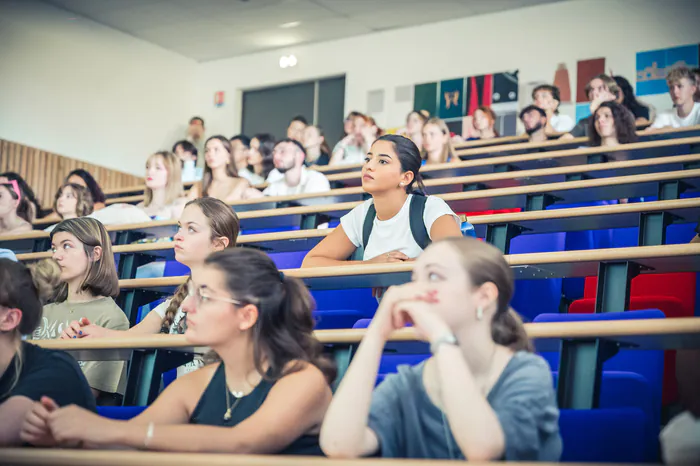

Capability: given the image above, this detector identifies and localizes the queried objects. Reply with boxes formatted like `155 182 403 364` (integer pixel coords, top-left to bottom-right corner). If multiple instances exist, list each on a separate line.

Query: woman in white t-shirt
62 198 239 376
303 135 462 267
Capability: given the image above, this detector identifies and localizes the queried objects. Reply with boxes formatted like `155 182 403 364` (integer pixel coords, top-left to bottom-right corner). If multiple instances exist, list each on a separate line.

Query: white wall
196 0 700 138
0 0 197 175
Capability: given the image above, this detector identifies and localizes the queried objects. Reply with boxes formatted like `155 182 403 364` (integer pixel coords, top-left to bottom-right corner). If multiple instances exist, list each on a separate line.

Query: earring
400 183 404 186
476 306 484 321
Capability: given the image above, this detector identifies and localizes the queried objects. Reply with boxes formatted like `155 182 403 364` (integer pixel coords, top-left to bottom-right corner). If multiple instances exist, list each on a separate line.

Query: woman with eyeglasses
62 198 239 377
22 248 336 455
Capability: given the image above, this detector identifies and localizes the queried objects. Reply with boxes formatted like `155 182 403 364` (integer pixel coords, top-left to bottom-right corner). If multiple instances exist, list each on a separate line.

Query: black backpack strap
362 202 377 248
409 194 431 250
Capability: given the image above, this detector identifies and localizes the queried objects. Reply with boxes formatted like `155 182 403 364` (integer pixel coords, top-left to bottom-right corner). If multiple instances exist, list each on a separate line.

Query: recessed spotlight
280 21 301 29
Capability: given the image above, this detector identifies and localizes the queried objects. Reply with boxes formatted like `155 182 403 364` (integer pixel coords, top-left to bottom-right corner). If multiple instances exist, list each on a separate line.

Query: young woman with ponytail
63 198 239 376
303 134 461 267
0 259 94 446
320 237 562 461
29 248 336 455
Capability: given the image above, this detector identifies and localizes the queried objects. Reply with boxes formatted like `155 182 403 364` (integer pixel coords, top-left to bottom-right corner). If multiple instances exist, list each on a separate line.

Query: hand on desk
20 397 59 447
60 318 107 339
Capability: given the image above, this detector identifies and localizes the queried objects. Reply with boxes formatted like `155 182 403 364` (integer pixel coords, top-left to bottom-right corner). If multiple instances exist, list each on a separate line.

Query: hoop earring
476 306 484 321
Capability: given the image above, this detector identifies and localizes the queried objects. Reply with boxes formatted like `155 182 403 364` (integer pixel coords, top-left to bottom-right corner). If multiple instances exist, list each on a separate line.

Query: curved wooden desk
327 135 700 187
10 168 700 255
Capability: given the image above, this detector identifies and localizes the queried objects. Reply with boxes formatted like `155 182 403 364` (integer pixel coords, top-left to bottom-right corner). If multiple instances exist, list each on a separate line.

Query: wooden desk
28 318 700 408
327 135 700 188
8 167 700 256
0 449 587 466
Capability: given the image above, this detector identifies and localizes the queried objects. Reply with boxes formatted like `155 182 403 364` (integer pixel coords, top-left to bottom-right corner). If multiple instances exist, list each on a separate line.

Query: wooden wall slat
0 139 142 210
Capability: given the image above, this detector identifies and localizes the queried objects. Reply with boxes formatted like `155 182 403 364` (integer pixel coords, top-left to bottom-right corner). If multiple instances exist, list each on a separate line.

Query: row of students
1 233 562 461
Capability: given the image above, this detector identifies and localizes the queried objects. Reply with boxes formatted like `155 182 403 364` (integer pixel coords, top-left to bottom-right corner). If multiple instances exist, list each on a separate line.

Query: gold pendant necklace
223 384 245 421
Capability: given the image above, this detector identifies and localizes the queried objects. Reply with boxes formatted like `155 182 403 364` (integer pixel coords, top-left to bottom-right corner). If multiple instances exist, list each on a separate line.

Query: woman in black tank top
30 248 336 455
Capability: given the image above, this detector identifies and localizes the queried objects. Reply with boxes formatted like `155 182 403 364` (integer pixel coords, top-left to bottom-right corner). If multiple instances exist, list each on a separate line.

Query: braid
160 278 190 334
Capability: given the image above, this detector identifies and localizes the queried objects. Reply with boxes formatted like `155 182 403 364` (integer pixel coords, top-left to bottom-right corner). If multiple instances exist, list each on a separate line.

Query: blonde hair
421 117 455 163
144 151 184 208
666 66 697 87
50 217 119 301
440 237 533 352
53 183 94 219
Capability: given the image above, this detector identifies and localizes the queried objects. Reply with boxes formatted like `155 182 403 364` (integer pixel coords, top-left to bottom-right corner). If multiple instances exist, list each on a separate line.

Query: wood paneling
0 139 143 211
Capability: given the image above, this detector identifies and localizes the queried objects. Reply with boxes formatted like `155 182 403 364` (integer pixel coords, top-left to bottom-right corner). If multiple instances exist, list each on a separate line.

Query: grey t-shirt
367 351 562 460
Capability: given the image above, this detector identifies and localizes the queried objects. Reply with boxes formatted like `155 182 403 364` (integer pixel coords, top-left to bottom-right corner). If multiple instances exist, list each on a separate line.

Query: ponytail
160 279 190 334
205 248 336 385
491 307 533 352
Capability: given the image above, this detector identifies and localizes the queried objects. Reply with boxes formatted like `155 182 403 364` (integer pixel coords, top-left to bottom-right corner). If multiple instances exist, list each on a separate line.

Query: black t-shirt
306 152 330 167
0 342 96 411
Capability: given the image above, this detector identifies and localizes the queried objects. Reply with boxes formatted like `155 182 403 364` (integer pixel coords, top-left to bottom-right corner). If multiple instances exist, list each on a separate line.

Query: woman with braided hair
62 197 239 376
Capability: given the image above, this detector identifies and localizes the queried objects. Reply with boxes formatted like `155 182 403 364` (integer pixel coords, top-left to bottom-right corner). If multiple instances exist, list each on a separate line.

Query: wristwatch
430 333 458 354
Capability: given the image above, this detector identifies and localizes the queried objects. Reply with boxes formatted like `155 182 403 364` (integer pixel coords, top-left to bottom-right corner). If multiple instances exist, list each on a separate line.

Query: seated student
44 183 94 233
649 66 700 130
518 105 549 143
263 139 331 197
31 248 335 455
302 135 461 267
422 118 457 164
248 134 276 183
397 110 429 149
343 111 364 136
302 125 331 167
562 75 620 139
188 136 263 203
287 115 308 143
229 135 260 185
331 113 373 166
469 106 499 141
0 172 42 221
137 151 187 220
0 181 33 235
30 218 128 406
320 237 562 460
63 198 238 377
532 84 574 133
66 169 107 211
613 75 652 125
0 258 96 447
53 183 93 221
172 140 203 183
186 116 206 157
589 101 638 147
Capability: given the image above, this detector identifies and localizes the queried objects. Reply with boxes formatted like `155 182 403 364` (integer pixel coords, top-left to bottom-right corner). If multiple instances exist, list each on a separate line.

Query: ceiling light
279 54 297 69
280 21 301 29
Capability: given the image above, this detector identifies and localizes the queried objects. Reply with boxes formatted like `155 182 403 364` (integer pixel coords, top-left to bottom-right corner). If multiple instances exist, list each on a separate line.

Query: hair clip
1 180 21 201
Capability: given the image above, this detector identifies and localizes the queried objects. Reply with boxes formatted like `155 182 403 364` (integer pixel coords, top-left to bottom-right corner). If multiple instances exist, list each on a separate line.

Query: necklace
223 384 244 421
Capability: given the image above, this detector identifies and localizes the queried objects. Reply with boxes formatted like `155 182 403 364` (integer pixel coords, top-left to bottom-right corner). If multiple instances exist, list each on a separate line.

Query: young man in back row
649 66 700 130
263 139 331 197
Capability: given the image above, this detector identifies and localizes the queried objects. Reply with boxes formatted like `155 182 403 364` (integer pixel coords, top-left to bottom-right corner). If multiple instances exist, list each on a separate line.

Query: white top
550 114 575 132
340 194 460 260
651 102 700 129
660 411 700 465
263 166 331 197
153 298 203 377
238 168 264 186
181 160 203 183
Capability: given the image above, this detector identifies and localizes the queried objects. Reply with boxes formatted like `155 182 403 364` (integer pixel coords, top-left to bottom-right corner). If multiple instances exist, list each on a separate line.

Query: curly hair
589 101 638 147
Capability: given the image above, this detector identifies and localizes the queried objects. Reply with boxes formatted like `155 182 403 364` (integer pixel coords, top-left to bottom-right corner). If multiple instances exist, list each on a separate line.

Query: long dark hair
249 133 276 180
160 198 240 333
589 101 639 147
201 135 238 197
205 248 336 384
613 76 649 120
441 237 533 352
374 134 426 194
0 172 41 221
66 169 106 205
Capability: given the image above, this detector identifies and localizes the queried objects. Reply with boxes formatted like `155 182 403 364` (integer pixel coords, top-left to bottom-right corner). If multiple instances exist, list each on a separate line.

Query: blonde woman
421 118 457 165
30 218 128 406
137 151 188 221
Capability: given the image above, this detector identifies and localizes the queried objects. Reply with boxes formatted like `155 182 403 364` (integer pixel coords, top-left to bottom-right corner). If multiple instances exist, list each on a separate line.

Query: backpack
361 194 431 251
